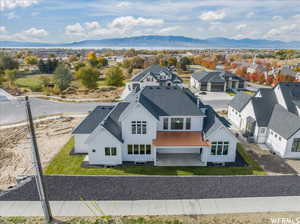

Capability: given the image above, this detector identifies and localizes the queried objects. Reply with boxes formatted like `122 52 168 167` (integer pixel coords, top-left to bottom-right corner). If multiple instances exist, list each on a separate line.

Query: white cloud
109 16 164 29
65 17 164 39
116 1 131 8
246 11 255 18
199 10 226 21
65 23 85 36
0 0 39 10
272 15 283 21
264 24 297 40
0 27 48 41
157 26 181 34
236 24 247 30
0 26 7 33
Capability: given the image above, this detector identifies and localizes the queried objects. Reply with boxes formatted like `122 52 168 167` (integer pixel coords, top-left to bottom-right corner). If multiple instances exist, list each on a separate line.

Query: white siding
190 77 199 89
206 126 237 163
73 134 89 153
274 84 288 110
87 128 122 165
228 105 242 128
240 101 255 132
120 103 157 162
266 129 288 157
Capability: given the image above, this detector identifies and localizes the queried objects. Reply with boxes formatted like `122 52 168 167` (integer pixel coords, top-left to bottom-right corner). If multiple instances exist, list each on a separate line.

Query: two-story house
228 82 300 158
73 86 238 166
121 65 183 99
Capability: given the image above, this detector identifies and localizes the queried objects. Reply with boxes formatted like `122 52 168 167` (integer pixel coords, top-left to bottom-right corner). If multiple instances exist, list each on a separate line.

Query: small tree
5 69 17 88
24 56 38 65
105 66 125 87
75 66 99 89
0 56 19 70
54 63 73 92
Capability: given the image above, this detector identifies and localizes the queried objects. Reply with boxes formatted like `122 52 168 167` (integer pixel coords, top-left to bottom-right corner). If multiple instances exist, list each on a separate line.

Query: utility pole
25 96 53 223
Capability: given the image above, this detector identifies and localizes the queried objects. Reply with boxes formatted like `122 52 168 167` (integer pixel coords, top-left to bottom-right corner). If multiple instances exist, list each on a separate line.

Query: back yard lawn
44 138 265 176
15 74 53 92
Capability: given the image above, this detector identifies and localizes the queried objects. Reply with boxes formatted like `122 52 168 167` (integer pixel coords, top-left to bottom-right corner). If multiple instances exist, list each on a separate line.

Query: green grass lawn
15 74 53 92
44 138 265 176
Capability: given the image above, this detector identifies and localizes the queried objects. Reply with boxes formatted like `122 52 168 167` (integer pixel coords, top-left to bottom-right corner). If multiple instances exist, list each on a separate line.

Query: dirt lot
0 117 82 189
1 212 300 224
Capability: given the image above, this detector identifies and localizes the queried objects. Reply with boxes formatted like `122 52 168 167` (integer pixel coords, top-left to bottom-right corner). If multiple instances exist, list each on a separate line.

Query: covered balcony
153 131 210 166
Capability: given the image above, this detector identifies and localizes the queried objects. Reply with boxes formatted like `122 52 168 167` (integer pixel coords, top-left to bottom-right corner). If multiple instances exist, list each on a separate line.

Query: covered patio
153 131 211 166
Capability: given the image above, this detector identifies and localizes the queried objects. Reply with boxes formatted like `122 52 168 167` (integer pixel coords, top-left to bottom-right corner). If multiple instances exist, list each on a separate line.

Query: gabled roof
72 106 114 134
138 86 205 119
268 104 300 139
229 92 252 112
277 82 300 115
192 70 243 83
131 64 182 83
251 88 278 126
203 105 231 137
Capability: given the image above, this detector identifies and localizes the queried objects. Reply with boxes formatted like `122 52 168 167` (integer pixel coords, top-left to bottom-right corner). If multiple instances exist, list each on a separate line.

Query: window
186 118 191 130
128 145 133 154
146 145 151 154
211 142 217 155
260 128 265 134
132 121 147 134
92 149 96 153
275 134 278 138
279 137 282 141
134 144 139 154
105 147 117 156
291 138 300 152
210 141 229 155
171 118 184 130
163 118 168 130
127 144 151 155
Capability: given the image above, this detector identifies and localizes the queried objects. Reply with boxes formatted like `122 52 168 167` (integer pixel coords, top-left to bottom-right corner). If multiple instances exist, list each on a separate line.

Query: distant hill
1 35 300 48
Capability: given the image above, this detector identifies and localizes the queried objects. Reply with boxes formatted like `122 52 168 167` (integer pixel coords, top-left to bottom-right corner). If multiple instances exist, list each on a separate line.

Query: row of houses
228 82 300 158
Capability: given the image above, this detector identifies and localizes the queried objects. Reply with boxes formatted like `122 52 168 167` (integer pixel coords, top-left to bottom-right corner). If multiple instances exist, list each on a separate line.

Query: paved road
202 99 230 110
1 175 300 201
0 98 113 124
246 82 271 92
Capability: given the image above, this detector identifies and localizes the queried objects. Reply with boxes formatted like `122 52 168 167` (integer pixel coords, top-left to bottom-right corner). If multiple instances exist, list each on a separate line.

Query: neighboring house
190 70 245 92
280 65 300 80
228 82 300 158
121 65 183 99
73 86 238 166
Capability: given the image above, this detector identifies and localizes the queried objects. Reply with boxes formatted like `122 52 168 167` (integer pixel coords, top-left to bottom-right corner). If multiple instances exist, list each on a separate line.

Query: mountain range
1 35 300 48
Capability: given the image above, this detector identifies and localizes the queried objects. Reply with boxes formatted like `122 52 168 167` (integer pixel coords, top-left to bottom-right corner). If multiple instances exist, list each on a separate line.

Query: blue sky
0 0 300 42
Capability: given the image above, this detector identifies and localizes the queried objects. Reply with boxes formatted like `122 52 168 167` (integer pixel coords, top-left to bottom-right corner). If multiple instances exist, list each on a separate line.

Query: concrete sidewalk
1 196 300 216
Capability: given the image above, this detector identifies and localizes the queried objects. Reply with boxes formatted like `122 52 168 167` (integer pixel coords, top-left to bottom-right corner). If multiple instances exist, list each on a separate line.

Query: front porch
153 131 210 166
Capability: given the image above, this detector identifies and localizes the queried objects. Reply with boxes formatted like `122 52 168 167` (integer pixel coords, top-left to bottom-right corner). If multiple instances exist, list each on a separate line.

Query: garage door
210 83 225 92
157 148 201 154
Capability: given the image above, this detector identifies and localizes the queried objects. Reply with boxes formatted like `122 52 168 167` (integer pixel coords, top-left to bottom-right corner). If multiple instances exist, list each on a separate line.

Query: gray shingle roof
131 65 182 83
72 106 114 134
138 86 205 119
192 70 243 83
101 102 129 142
229 93 252 112
203 105 231 137
268 104 300 139
251 88 278 126
278 82 300 115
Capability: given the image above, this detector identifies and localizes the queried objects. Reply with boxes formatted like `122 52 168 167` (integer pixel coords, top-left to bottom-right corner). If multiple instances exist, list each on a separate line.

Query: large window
291 138 300 152
163 118 168 130
132 121 147 134
210 142 229 155
105 147 117 156
128 144 151 155
171 118 184 130
186 118 191 130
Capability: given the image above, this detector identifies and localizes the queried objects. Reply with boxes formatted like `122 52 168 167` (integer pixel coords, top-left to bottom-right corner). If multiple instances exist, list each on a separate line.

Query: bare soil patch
0 117 82 189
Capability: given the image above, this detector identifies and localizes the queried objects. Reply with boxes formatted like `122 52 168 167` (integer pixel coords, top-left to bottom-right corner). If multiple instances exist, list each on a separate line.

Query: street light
0 90 52 223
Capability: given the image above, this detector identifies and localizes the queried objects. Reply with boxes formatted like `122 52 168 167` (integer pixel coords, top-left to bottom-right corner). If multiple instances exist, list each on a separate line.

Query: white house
228 82 300 158
121 65 183 100
73 86 238 166
190 70 245 92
